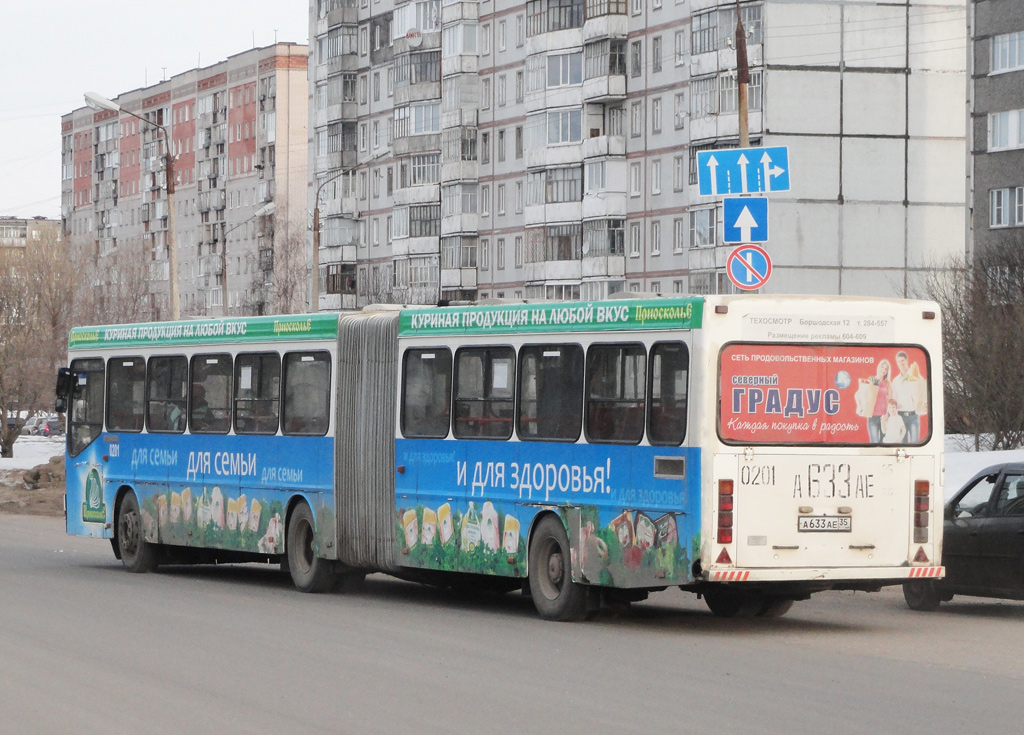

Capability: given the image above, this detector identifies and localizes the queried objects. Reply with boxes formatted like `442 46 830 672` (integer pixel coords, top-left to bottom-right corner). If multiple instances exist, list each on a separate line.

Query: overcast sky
1 3 310 220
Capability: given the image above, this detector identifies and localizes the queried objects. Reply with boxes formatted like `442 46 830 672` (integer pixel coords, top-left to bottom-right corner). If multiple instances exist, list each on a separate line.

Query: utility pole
736 0 750 148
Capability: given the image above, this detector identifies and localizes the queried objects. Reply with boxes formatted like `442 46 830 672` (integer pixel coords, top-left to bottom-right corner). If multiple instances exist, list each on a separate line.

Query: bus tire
702 588 761 618
757 597 795 618
528 515 587 622
902 580 941 612
286 502 336 593
117 491 158 573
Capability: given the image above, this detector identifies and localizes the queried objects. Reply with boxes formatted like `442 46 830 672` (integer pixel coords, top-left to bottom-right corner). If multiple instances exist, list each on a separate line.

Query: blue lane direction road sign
697 146 790 196
727 244 773 291
723 197 768 244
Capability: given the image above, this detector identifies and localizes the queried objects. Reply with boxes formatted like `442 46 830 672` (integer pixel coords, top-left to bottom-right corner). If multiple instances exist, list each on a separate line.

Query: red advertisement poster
719 343 931 445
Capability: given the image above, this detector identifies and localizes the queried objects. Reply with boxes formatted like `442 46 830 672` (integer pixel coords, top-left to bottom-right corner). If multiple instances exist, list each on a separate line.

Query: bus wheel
117 492 158 573
902 580 941 611
528 516 587 622
702 588 761 618
286 502 336 593
757 597 795 618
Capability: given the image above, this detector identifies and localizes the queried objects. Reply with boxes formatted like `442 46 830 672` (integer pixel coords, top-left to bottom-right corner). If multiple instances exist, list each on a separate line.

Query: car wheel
903 580 942 611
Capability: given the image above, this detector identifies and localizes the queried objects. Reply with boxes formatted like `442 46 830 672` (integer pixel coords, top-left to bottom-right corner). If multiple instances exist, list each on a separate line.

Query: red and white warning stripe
710 570 751 582
907 566 944 578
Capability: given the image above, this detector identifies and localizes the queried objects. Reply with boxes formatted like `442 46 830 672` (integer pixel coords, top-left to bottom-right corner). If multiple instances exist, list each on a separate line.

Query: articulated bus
58 295 944 620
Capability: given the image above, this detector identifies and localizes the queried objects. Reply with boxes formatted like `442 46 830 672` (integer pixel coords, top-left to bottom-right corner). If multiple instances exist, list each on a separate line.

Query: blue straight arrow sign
723 197 769 243
697 146 791 196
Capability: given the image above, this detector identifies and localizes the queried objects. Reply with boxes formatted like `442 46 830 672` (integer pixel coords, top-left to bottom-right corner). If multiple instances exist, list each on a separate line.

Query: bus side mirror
55 368 74 414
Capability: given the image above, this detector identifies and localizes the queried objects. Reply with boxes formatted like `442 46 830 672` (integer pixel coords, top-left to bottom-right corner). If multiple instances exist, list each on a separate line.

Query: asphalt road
1 514 1021 735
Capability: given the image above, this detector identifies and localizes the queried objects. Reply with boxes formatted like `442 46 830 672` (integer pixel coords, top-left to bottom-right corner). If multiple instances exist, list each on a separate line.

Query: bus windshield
719 343 931 446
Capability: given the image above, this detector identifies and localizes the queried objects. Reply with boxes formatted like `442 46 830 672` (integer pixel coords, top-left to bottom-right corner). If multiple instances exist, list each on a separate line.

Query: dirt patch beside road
0 456 65 517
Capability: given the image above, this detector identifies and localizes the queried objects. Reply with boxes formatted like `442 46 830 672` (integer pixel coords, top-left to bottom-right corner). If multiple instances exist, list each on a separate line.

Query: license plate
798 515 851 532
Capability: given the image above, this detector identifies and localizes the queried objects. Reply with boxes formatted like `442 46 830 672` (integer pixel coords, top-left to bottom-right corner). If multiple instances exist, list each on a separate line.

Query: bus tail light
717 479 734 545
913 480 929 544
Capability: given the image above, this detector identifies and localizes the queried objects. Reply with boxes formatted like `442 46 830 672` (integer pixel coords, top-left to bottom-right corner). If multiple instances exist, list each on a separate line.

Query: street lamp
85 91 181 320
311 148 389 311
220 202 276 315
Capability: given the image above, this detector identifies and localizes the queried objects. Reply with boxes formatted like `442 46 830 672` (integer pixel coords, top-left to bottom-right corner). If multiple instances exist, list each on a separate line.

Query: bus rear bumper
704 565 945 584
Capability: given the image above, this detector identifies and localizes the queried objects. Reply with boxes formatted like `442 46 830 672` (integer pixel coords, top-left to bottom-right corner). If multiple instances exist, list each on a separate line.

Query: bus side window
401 348 452 439
235 353 281 435
585 344 646 444
190 354 233 434
517 344 583 442
453 347 515 440
147 355 187 433
106 357 146 433
68 358 105 458
282 351 331 436
648 342 689 446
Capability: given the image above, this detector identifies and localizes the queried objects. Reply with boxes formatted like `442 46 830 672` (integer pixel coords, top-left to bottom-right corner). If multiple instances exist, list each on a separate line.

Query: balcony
582 73 626 102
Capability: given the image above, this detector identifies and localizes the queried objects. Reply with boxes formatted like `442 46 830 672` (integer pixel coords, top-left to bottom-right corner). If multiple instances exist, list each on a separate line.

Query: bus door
397 346 455 561
65 358 108 538
718 342 933 570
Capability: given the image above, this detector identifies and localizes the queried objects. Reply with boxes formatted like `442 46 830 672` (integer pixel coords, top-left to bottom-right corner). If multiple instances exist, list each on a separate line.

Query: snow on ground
3 434 1023 498
0 436 64 471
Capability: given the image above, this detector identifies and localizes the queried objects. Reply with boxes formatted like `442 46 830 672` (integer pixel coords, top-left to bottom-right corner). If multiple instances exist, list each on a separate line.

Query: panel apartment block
62 44 308 318
309 0 967 309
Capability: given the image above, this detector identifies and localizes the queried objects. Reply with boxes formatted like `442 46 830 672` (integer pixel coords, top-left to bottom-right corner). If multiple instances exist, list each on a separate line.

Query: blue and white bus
58 295 945 620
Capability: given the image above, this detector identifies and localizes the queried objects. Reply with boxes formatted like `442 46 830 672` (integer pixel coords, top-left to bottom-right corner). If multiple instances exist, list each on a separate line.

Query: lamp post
85 91 180 320
220 202 276 315
311 148 388 311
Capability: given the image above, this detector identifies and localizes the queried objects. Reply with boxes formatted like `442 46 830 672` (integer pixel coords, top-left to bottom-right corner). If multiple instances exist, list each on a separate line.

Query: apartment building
972 0 1024 259
0 216 61 261
61 44 308 318
309 0 967 310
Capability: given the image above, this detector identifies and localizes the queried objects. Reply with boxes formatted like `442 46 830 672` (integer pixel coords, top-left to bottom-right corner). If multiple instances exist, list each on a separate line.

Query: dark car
904 462 1024 610
42 417 64 436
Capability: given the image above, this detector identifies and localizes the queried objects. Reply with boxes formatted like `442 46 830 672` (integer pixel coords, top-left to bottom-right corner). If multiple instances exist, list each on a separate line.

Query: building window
691 10 717 55
631 41 642 77
631 101 643 137
990 188 1010 227
629 223 641 257
481 131 490 163
673 155 685 191
630 162 642 196
582 219 624 256
650 221 661 256
651 159 661 195
497 129 506 161
481 185 491 216
651 97 662 133
691 76 716 118
673 218 686 253
1018 186 1024 226
988 109 1024 151
674 91 687 129
514 235 524 267
497 184 506 214
652 37 662 72
992 31 1024 73
515 126 524 158
497 238 506 269
516 70 525 102
690 207 717 248
548 52 584 87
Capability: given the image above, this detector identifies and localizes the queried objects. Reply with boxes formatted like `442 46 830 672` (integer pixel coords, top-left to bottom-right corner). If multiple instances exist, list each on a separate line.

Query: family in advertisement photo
856 350 928 445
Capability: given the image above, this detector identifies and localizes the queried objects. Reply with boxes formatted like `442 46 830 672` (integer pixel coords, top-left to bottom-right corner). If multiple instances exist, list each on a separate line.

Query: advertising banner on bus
719 343 930 446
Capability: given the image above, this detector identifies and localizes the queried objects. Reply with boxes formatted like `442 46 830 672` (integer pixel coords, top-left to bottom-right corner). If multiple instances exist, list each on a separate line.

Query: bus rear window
719 343 931 446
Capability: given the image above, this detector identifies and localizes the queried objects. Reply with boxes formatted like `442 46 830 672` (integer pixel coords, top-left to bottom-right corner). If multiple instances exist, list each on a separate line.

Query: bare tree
237 208 307 315
916 235 1024 450
72 236 162 326
0 231 76 457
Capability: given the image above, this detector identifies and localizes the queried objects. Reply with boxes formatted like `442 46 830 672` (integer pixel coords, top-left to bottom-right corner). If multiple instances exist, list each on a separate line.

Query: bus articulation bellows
58 295 944 620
